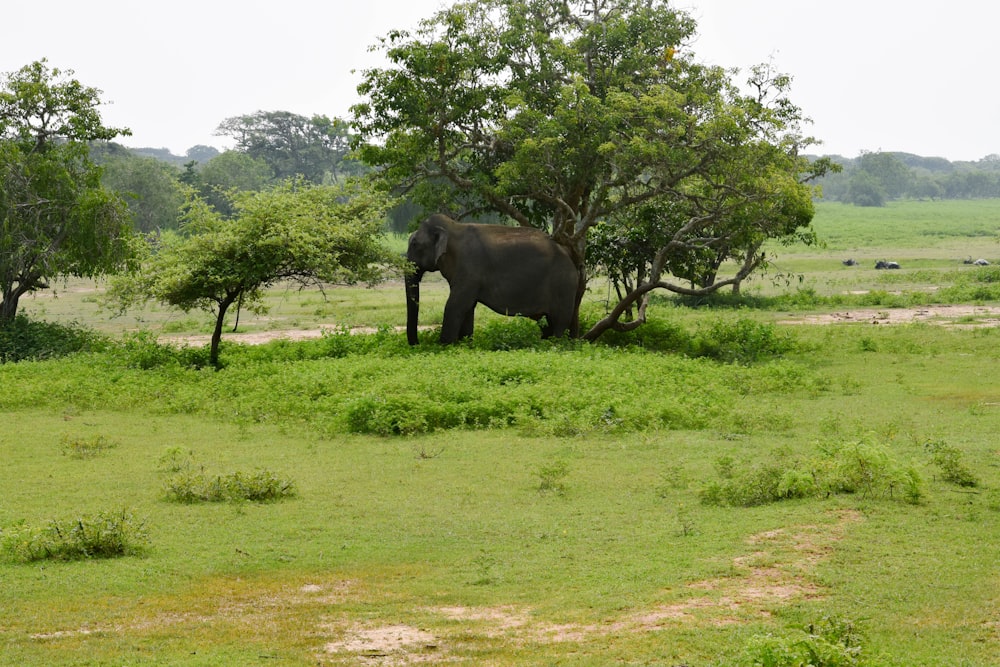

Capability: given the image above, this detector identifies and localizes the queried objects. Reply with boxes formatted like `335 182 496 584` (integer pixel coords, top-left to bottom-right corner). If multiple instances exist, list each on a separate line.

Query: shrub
0 315 107 363
925 440 979 487
61 434 117 459
164 469 296 503
701 442 923 507
699 462 812 507
472 316 545 351
534 459 570 495
1 509 149 562
691 317 794 364
825 442 923 503
738 616 870 667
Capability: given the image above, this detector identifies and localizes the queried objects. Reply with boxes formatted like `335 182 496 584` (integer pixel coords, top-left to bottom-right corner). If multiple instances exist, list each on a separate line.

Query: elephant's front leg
441 295 476 344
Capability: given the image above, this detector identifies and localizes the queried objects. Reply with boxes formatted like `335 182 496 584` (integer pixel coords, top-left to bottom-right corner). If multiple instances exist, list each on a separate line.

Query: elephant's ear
433 227 449 264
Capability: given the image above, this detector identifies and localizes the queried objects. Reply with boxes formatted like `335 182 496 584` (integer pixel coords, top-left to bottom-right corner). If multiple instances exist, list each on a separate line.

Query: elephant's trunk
405 269 424 345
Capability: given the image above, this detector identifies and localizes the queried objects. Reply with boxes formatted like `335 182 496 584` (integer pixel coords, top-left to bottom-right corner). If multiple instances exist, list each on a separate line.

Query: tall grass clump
1 509 149 562
164 468 296 503
61 433 117 459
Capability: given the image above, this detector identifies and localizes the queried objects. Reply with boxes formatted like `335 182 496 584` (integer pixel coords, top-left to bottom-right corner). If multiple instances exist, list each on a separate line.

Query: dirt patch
780 304 1000 327
159 324 421 347
318 510 861 662
323 625 440 665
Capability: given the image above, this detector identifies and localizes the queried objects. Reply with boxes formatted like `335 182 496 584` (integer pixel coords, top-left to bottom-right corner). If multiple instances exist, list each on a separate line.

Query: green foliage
533 459 570 495
0 315 107 363
0 60 137 322
595 315 793 363
61 433 117 459
737 616 870 667
163 468 296 504
925 440 979 487
107 177 402 365
692 318 795 364
215 111 359 184
1 509 148 562
824 442 923 503
701 442 924 507
93 144 186 232
471 316 548 351
354 1 821 340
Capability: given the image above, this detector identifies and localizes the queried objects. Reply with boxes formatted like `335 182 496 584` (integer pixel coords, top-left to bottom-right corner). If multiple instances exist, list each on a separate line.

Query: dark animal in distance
842 258 856 266
962 257 989 266
874 260 900 270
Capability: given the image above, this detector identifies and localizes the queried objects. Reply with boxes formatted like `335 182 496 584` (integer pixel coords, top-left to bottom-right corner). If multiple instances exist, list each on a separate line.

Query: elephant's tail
405 269 424 345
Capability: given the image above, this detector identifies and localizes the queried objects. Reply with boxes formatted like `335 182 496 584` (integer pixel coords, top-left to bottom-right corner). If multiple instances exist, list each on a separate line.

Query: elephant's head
404 215 452 345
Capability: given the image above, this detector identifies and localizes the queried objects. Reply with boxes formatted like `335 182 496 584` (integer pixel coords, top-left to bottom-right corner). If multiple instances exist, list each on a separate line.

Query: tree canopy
0 60 136 322
215 111 362 185
108 179 401 366
353 0 827 338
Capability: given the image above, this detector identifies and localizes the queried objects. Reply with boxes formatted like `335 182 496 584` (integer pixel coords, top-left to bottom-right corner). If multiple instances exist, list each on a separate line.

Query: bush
701 442 923 507
1 509 149 562
61 434 117 459
700 462 813 507
164 469 296 503
824 442 923 503
738 616 871 667
925 440 979 487
0 315 107 363
472 316 546 351
691 317 794 364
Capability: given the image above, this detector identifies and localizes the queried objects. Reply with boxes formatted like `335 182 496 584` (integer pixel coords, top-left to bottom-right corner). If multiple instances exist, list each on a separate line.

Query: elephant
404 214 579 345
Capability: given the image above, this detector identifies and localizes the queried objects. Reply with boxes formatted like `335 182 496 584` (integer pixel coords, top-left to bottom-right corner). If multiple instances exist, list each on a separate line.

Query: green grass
2 199 1000 665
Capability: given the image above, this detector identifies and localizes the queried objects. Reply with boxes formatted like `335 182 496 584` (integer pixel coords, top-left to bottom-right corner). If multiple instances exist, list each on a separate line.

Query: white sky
4 1 997 161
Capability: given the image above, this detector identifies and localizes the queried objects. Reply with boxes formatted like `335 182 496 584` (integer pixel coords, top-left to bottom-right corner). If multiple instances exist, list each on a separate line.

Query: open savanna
2 199 1000 666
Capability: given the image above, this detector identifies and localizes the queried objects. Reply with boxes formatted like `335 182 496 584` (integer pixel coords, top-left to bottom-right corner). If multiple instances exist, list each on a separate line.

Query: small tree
109 179 400 366
0 60 136 322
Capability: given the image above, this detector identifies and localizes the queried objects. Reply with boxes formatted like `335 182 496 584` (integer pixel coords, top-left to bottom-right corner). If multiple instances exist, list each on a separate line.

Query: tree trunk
209 296 237 368
0 294 19 324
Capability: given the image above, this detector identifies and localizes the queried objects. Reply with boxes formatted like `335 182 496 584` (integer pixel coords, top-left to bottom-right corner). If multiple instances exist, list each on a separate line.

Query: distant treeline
809 151 1000 206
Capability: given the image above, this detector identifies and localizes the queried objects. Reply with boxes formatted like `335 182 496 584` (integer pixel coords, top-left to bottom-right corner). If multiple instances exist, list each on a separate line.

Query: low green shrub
692 317 795 364
164 469 296 503
701 442 923 507
61 434 117 459
736 616 872 666
925 440 979 487
1 509 149 562
534 459 570 495
471 316 547 351
0 315 107 363
823 442 923 503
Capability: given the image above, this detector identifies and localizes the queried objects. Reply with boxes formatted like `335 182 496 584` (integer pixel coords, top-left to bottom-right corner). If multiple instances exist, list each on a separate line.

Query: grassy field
2 200 1000 665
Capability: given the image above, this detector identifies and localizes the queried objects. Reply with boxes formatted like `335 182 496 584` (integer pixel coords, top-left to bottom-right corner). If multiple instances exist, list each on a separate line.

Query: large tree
0 60 136 322
92 143 187 233
215 111 361 185
108 179 401 366
353 0 828 338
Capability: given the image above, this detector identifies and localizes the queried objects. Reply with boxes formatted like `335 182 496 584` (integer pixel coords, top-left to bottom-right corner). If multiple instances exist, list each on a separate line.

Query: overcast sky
4 1 997 161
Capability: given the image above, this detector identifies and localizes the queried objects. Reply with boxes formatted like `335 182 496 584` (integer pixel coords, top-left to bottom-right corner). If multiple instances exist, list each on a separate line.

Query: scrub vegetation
2 200 1000 665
